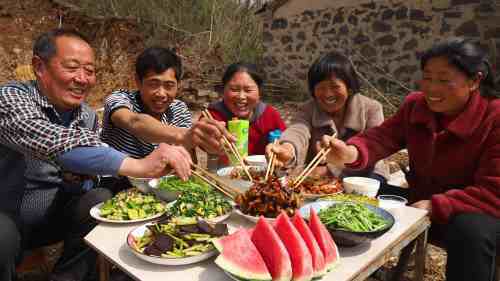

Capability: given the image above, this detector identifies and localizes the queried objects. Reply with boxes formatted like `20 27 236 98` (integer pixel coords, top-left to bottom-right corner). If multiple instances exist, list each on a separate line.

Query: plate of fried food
293 175 343 199
234 176 303 223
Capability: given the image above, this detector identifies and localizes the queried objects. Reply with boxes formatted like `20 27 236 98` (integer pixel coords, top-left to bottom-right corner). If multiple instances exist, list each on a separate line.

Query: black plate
299 201 395 247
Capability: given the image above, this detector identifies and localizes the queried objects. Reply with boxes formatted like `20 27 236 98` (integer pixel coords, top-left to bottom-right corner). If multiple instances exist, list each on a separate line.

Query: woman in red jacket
320 38 500 281
207 63 286 166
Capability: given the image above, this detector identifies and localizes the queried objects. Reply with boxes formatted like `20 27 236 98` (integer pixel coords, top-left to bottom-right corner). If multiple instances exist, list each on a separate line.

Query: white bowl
244 155 267 166
127 177 153 193
148 177 181 202
377 195 408 211
342 177 380 198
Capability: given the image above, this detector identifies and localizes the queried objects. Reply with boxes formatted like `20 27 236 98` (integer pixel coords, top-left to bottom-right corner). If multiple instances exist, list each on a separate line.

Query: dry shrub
58 0 264 67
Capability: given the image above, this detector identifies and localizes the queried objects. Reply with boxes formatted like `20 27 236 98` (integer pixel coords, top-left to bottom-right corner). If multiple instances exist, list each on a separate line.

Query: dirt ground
2 1 447 280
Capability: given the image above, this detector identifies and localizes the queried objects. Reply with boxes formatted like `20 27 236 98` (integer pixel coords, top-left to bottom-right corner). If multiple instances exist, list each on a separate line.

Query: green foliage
67 0 264 64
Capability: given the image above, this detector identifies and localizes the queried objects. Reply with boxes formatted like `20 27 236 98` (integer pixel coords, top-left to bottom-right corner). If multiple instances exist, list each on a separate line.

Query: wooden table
85 206 430 281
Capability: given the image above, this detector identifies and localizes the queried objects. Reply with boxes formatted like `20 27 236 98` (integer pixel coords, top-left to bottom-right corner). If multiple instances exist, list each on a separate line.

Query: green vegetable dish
157 176 209 193
99 189 166 221
132 218 228 258
318 202 388 232
168 188 232 219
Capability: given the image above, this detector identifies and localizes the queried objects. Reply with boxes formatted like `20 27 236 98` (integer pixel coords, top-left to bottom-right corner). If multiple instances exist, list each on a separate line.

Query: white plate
302 189 343 200
234 208 276 223
216 166 265 192
126 223 216 266
298 200 338 220
244 155 267 166
165 200 233 224
90 202 166 224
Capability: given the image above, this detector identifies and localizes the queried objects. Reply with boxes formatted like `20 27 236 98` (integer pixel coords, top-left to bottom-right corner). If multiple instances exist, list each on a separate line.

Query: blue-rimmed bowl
299 201 394 247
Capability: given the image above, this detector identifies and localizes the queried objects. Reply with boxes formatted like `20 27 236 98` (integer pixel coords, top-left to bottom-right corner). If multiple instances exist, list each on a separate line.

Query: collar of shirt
311 94 367 132
32 81 85 126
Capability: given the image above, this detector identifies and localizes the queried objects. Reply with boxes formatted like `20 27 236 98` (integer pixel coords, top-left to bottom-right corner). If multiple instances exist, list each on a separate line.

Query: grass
62 0 264 66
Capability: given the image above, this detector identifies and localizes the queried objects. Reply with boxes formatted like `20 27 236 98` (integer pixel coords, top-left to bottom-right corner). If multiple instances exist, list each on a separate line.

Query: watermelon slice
213 228 272 281
292 213 326 278
252 217 293 281
309 208 340 271
274 212 313 281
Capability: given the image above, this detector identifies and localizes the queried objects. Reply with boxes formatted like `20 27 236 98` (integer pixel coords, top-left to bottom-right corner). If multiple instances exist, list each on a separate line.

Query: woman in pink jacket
320 38 500 281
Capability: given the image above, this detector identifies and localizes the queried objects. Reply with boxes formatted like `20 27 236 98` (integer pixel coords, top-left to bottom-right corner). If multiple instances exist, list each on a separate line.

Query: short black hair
222 62 264 91
33 28 91 63
135 47 182 82
308 51 360 96
421 37 498 98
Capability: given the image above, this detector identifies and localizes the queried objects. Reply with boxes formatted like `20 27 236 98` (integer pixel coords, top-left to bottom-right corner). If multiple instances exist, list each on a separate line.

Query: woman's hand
411 200 432 215
265 142 295 168
316 135 359 166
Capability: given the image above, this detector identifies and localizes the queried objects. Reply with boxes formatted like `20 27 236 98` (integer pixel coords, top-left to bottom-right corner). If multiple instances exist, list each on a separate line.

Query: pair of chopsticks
201 109 253 182
292 133 337 189
264 139 278 181
191 163 241 200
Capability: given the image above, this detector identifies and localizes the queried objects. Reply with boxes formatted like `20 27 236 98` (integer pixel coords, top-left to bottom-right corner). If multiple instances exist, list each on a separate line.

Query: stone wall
261 0 500 95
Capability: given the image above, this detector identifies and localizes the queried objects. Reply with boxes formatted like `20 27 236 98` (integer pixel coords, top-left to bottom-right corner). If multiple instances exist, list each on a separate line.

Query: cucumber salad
99 189 166 221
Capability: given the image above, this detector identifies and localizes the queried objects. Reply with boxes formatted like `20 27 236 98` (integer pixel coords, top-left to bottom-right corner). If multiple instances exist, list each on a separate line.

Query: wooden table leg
413 228 428 281
97 254 110 281
390 240 416 281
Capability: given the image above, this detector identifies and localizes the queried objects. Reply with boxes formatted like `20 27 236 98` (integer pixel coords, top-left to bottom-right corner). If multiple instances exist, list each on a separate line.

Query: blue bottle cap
268 129 282 143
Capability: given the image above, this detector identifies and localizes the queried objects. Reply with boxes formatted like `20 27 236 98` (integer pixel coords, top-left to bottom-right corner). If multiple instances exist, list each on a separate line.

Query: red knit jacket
347 91 500 224
208 101 286 156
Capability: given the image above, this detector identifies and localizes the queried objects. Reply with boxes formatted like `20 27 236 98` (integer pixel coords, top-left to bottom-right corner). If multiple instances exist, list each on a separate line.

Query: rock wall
261 0 500 95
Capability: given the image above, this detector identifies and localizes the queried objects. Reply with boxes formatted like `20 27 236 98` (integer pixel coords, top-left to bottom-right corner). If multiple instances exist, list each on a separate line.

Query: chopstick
192 163 242 196
265 139 278 181
201 109 253 182
191 169 235 200
292 133 337 189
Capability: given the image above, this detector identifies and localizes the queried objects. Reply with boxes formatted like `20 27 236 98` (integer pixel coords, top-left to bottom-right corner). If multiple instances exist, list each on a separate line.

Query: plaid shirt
0 80 104 166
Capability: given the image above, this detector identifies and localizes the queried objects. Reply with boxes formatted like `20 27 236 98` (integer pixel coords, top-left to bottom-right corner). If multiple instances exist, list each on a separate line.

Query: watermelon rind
213 229 272 281
215 255 271 281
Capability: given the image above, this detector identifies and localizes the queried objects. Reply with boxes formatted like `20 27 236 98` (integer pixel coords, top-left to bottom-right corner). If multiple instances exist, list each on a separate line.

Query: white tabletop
85 206 429 281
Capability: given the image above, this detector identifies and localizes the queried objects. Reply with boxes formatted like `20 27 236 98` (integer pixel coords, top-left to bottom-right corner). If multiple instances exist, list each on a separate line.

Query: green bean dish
318 202 388 232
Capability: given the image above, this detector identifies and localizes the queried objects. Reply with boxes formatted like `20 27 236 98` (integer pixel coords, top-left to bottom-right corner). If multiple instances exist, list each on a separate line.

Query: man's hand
265 142 295 168
120 143 192 180
411 200 432 215
316 135 359 167
183 118 236 155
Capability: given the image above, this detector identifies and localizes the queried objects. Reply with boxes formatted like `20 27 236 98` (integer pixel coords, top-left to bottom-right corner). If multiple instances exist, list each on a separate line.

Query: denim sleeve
57 146 127 176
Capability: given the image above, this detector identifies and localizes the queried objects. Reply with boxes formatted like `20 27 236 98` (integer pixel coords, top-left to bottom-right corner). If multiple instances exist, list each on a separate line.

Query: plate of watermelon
212 211 340 281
